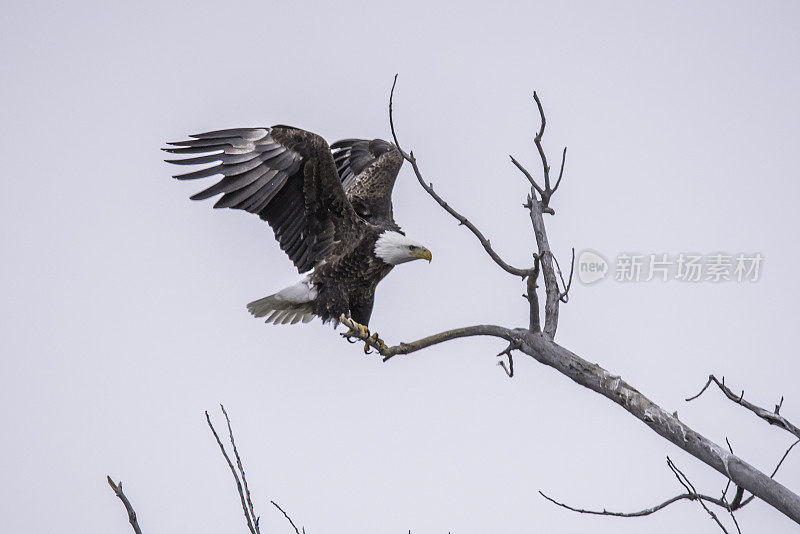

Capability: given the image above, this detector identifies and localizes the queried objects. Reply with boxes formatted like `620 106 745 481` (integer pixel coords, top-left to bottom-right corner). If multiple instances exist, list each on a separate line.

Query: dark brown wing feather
164 126 360 273
330 138 403 224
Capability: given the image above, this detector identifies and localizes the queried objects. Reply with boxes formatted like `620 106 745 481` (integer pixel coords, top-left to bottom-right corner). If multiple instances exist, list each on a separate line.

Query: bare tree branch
210 407 310 534
526 256 541 332
206 408 259 534
271 500 302 534
740 438 800 508
551 147 567 196
537 436 800 527
389 75 530 279
527 91 568 207
539 489 731 518
527 195 560 338
511 93 570 339
220 405 260 533
342 323 515 361
496 341 519 377
553 247 575 303
107 476 143 534
509 155 545 196
718 438 744 533
541 453 755 534
378 81 800 525
344 319 800 523
771 439 800 478
686 375 800 439
532 92 551 192
666 457 730 533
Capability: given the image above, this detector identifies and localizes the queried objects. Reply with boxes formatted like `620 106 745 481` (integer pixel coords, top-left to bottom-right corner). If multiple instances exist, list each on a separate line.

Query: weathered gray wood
379 79 800 526
516 331 800 525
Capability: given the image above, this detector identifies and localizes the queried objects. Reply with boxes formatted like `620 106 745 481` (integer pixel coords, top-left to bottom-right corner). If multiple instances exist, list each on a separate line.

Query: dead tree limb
271 501 302 534
107 476 143 534
206 406 305 534
540 456 745 534
220 405 260 531
539 487 736 519
687 375 800 439
539 432 799 530
527 188 560 338
739 438 800 508
206 407 260 534
347 322 800 524
370 79 800 525
343 323 514 361
666 457 732 533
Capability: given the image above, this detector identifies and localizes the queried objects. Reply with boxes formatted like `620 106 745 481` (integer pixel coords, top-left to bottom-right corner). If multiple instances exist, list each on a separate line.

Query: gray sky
2 1 799 532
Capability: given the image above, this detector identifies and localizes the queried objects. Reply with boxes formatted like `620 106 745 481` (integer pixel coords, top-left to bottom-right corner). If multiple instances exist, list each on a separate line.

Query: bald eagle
164 125 431 337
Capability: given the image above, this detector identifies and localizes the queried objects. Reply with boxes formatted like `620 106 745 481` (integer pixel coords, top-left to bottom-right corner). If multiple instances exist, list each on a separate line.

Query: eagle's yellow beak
410 247 432 262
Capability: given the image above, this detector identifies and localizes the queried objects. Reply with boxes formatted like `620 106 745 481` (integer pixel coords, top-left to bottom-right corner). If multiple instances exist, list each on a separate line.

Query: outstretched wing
164 126 359 273
330 138 403 224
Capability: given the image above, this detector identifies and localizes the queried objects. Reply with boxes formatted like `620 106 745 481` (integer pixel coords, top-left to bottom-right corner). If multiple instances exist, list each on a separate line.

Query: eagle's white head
374 231 432 265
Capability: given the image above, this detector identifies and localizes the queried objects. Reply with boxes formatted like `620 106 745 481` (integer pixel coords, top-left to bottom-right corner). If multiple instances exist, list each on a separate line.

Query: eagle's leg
340 314 387 354
340 314 370 338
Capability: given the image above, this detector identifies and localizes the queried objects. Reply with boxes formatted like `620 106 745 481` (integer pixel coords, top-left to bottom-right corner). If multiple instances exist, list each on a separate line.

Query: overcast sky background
2 1 799 533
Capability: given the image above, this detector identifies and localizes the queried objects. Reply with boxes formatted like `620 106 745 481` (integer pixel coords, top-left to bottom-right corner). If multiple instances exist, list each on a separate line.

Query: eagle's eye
409 245 418 251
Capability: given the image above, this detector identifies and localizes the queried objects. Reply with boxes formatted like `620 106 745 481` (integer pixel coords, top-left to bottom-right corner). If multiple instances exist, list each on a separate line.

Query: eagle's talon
370 332 388 351
340 314 372 342
339 314 385 353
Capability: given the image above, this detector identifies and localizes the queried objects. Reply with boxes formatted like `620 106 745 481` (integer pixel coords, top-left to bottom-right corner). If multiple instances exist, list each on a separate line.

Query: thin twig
206 410 258 534
719 439 743 533
496 342 518 377
540 452 763 531
740 438 800 508
552 248 575 303
271 501 301 534
686 375 800 439
388 75 529 278
539 490 729 518
667 457 730 533
389 74 404 155
510 155 545 196
551 147 568 195
107 477 143 534
220 404 260 534
771 438 800 477
532 91 551 193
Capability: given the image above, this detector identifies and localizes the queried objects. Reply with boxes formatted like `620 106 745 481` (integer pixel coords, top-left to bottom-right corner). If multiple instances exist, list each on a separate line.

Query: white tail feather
246 277 318 325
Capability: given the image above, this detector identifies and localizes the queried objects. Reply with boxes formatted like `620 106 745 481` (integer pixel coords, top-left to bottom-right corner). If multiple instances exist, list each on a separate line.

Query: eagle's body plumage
164 125 430 328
